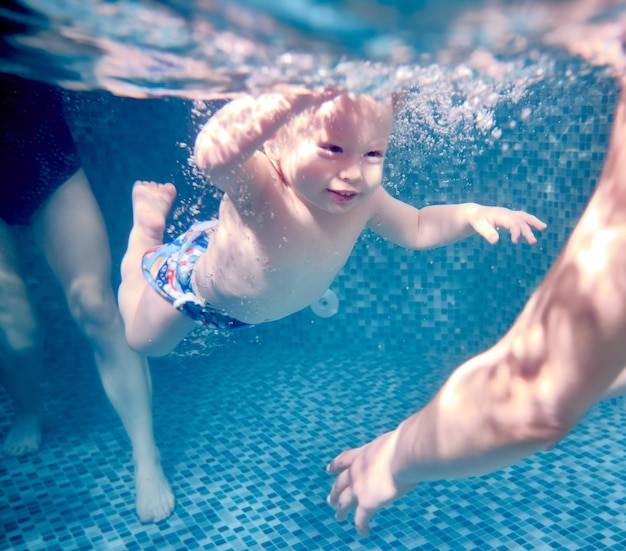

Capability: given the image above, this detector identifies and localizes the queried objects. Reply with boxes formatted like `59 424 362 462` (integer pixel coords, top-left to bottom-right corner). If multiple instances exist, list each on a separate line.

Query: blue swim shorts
142 220 249 331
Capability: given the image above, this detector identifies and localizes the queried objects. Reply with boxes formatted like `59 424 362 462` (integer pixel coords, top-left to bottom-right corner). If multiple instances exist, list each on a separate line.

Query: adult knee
65 275 120 335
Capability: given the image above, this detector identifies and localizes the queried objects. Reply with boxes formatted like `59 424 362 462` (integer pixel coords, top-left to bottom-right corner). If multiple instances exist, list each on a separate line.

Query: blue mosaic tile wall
2 67 624 550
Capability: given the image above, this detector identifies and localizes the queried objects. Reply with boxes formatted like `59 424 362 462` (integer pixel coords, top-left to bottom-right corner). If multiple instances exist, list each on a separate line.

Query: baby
119 89 546 356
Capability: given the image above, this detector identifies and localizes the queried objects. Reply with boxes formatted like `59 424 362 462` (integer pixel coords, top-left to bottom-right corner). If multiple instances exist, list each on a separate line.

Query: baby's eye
365 150 383 158
320 144 343 154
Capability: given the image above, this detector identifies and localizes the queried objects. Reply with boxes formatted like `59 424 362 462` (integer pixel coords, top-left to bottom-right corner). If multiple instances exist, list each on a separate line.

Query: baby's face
281 95 393 214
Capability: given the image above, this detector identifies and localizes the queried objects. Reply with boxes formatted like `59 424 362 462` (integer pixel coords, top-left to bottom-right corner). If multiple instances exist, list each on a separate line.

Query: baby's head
265 93 394 214
264 93 393 163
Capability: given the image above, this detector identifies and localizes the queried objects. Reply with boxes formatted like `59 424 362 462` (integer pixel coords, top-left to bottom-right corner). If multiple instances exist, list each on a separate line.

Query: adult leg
31 169 174 522
0 218 43 456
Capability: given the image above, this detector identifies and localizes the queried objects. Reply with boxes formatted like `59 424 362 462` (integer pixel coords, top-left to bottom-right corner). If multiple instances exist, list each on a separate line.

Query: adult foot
2 412 42 457
135 457 175 523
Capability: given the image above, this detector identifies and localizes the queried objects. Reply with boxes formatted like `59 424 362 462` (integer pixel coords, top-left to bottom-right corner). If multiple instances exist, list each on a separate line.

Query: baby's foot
2 413 42 457
131 181 177 247
134 457 175 523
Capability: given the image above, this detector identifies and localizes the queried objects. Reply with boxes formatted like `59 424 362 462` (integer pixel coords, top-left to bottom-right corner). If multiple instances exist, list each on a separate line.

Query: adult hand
327 428 417 537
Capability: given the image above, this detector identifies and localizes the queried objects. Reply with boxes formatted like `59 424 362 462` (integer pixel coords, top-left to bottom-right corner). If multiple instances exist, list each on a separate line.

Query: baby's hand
468 205 547 245
272 84 343 111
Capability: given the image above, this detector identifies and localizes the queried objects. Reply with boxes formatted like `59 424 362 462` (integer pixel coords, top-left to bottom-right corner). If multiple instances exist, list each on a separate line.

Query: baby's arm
368 190 546 249
194 88 339 193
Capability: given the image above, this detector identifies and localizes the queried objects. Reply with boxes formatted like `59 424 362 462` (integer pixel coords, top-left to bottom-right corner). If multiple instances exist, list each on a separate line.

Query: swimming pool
2 1 626 549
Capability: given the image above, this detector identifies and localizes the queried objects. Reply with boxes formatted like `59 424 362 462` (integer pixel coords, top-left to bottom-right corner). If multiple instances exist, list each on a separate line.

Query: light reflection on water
2 0 624 211
1 0 624 99
2 0 624 188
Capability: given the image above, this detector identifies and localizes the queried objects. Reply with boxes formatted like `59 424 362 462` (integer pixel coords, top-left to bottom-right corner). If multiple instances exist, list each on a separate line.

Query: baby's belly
193 258 338 323
209 281 331 323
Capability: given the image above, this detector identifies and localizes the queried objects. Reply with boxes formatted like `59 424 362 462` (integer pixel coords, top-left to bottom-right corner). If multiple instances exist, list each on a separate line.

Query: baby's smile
327 189 357 201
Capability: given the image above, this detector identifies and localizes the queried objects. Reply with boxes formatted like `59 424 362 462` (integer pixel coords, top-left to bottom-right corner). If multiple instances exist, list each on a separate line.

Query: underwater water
2 0 626 549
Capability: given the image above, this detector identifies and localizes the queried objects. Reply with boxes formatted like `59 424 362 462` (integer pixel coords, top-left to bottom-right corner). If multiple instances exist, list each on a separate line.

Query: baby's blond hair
263 93 393 173
263 100 337 162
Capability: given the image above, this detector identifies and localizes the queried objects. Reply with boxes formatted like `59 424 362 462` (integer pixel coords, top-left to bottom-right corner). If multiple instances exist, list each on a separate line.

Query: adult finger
327 468 351 506
327 447 361 474
354 506 374 537
334 487 357 522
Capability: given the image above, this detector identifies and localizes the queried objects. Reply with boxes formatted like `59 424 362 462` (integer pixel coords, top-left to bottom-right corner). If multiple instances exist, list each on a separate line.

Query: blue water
2 0 626 549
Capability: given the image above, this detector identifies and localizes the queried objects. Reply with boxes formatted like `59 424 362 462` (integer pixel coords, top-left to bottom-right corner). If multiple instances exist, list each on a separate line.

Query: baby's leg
0 219 43 457
119 181 196 355
118 182 195 356
32 171 175 522
119 180 177 336
118 181 200 358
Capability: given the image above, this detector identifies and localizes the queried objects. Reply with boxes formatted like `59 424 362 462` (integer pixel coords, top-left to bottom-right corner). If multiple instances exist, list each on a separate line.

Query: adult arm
329 87 626 536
